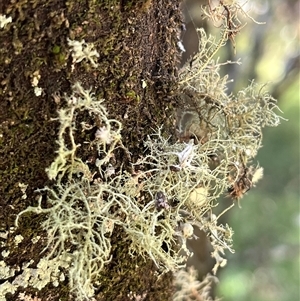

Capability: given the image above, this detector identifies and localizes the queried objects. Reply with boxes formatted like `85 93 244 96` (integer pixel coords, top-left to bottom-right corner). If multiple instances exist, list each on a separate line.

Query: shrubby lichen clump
15 83 203 299
15 78 281 299
173 267 218 301
14 1 284 300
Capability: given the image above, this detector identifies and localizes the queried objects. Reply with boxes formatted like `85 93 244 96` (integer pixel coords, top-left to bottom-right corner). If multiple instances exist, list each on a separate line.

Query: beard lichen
14 2 284 300
15 77 282 300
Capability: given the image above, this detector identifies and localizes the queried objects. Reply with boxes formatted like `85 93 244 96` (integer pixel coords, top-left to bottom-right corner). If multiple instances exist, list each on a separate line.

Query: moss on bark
0 0 182 300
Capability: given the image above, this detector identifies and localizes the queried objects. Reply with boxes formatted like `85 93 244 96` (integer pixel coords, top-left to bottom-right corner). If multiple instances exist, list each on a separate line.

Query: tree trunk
0 1 183 300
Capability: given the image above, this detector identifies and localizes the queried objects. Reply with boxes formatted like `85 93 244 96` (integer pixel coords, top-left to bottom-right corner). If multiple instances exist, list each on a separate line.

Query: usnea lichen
13 1 284 300
15 77 282 299
173 267 218 301
15 83 200 300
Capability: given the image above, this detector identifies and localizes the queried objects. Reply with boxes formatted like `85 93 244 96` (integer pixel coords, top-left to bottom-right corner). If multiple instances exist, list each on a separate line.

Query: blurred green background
216 1 300 300
218 82 299 301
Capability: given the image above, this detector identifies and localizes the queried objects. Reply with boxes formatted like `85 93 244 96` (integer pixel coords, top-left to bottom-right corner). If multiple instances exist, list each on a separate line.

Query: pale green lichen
46 82 121 181
11 256 71 291
14 234 24 245
13 2 284 300
0 281 17 301
1 250 10 258
16 83 195 300
173 267 218 301
0 261 16 279
67 38 100 68
14 72 283 299
0 261 18 301
0 14 12 29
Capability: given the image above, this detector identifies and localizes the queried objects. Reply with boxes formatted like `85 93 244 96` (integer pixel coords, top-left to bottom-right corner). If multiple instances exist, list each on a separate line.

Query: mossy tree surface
0 1 182 300
0 0 284 300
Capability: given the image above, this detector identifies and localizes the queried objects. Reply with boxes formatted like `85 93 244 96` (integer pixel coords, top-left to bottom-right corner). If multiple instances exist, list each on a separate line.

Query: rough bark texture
0 1 183 300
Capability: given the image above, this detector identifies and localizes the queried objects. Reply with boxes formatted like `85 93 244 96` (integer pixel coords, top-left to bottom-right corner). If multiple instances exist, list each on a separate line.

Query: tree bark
0 1 183 300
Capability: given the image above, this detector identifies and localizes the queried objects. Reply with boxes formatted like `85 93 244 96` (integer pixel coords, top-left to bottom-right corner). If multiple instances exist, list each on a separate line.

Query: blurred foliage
216 0 299 300
218 82 299 301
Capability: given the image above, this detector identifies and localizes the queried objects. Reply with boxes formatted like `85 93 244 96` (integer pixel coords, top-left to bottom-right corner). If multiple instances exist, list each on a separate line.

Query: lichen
15 71 282 298
9 1 284 300
15 84 194 299
173 267 218 301
0 15 12 29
